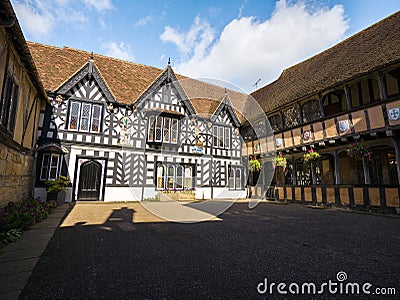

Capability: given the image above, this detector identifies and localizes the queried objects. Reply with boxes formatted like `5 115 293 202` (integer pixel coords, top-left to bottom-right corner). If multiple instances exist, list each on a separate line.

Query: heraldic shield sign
388 107 400 121
338 119 350 135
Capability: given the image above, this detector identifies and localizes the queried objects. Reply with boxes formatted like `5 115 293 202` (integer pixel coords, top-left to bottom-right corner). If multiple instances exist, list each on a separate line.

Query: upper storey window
0 71 19 134
148 115 178 143
68 101 103 133
212 125 231 149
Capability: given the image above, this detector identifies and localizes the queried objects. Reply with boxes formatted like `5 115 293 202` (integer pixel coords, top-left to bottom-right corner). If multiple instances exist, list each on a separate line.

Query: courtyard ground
19 201 400 299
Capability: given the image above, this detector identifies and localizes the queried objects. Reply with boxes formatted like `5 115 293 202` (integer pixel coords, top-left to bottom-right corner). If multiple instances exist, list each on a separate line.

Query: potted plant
45 175 70 202
303 149 321 185
249 157 261 172
303 149 321 164
346 140 372 161
273 152 287 168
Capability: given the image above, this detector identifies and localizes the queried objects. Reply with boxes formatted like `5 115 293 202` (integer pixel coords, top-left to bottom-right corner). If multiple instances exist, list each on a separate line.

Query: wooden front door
77 160 102 201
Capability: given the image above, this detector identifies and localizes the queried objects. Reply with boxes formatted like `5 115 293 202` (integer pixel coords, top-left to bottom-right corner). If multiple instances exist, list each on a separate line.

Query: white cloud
134 15 153 27
82 0 113 11
12 0 92 39
13 0 55 38
103 41 134 61
160 15 215 61
161 0 349 92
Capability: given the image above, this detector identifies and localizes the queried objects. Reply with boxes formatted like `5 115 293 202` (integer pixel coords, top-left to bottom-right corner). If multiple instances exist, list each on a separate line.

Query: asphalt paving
19 202 400 299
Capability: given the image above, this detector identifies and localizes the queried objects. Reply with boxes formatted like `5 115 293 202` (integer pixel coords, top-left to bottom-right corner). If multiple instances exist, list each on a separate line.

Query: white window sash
224 127 230 149
40 153 50 181
91 104 102 133
213 126 218 148
164 117 171 143
69 101 81 131
48 154 60 180
80 103 92 132
155 116 163 142
148 115 155 141
170 119 178 144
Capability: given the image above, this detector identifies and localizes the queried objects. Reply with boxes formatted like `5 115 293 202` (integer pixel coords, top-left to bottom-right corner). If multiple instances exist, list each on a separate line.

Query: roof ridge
260 10 400 90
27 41 164 71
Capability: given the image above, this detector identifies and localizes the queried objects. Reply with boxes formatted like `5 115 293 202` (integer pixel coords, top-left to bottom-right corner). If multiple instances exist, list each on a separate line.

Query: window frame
228 165 243 190
67 100 103 133
156 163 194 190
40 153 61 181
147 115 179 144
0 71 19 134
212 125 231 149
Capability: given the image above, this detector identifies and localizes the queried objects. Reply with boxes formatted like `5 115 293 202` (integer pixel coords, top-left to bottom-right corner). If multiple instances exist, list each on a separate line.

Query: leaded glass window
171 119 178 143
302 100 321 123
69 102 81 130
91 105 102 133
155 116 163 142
80 103 91 131
268 114 283 132
68 101 102 133
283 106 301 129
163 118 171 142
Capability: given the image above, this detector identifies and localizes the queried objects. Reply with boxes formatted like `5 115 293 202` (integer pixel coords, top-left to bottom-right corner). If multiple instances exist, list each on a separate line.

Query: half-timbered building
0 1 48 206
247 11 400 211
28 43 246 201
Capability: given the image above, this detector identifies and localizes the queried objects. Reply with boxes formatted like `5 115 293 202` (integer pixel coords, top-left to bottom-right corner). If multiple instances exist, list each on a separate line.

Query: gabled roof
251 11 400 114
27 42 164 104
27 42 249 123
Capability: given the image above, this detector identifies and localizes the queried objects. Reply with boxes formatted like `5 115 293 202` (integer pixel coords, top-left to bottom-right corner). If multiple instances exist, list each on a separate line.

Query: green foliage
249 158 261 172
45 175 70 193
346 140 372 161
274 152 287 168
303 149 321 164
0 229 22 246
0 198 58 247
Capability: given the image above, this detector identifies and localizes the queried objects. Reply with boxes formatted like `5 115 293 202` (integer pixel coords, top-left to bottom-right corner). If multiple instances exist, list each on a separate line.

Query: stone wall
0 142 34 207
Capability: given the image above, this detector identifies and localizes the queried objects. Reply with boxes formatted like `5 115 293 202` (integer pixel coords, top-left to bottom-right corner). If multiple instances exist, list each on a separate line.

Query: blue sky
11 0 400 92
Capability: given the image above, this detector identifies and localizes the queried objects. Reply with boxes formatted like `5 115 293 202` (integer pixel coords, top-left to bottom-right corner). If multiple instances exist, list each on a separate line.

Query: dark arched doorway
77 160 102 201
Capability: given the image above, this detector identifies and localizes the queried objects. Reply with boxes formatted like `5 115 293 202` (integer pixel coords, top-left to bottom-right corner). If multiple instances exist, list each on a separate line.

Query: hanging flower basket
273 152 287 168
303 149 321 164
346 140 372 161
249 158 261 172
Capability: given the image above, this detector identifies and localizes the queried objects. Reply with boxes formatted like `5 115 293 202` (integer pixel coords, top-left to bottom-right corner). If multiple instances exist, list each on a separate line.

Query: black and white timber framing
34 59 246 201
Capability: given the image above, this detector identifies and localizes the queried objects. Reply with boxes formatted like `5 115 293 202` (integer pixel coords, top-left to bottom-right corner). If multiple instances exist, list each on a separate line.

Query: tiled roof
27 42 248 123
27 42 164 104
251 11 400 114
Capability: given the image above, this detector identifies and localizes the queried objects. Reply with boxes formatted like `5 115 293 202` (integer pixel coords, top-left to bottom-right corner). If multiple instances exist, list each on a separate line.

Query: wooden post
292 157 297 186
344 85 352 111
334 150 340 185
393 137 400 185
318 94 325 119
363 157 371 185
377 74 388 101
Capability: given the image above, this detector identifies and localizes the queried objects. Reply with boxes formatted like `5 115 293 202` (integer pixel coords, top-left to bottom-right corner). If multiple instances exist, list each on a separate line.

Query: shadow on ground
19 202 400 299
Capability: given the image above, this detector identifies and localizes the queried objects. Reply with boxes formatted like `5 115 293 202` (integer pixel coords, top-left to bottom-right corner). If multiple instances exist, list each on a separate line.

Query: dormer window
68 101 103 133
